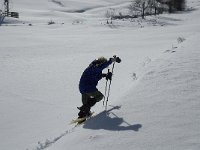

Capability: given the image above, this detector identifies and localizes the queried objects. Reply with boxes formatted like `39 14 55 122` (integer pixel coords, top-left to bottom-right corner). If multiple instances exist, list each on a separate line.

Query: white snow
0 0 200 150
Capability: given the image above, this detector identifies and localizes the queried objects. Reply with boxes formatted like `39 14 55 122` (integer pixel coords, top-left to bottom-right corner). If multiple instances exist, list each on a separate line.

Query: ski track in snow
31 127 75 150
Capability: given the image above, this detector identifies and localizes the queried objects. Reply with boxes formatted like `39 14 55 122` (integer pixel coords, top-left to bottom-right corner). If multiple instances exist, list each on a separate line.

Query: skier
78 56 121 119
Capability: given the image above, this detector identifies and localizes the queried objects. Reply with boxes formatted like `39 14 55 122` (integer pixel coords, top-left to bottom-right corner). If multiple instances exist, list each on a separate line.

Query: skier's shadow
83 105 142 131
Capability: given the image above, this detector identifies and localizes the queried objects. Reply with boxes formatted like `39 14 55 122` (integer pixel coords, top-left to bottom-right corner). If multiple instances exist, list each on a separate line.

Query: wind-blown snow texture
0 0 200 150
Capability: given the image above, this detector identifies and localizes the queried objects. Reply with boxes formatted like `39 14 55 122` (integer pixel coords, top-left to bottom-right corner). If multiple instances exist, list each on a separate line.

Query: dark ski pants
78 90 104 118
82 90 104 105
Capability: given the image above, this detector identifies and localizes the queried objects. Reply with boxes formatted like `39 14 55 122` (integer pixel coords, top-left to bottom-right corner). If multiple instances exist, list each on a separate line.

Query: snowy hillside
0 0 200 150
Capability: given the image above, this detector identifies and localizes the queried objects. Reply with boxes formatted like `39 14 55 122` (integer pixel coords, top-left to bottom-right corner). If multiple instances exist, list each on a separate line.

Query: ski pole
105 60 116 110
103 69 110 106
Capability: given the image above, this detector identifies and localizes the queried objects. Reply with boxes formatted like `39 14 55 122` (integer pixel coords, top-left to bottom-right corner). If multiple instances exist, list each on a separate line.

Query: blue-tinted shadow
83 106 142 132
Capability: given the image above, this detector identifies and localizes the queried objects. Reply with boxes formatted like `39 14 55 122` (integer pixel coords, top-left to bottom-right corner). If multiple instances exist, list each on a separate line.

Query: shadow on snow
83 105 142 132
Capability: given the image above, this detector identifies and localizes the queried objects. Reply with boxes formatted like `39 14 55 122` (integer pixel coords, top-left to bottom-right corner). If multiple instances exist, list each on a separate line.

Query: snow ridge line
29 127 76 150
50 0 65 7
55 1 132 14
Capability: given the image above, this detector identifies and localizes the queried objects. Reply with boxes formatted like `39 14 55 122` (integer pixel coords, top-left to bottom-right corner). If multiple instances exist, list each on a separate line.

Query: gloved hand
111 56 121 63
106 72 112 80
116 57 121 63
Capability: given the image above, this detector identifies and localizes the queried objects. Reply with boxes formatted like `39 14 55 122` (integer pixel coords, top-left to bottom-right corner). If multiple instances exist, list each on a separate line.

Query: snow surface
0 0 200 150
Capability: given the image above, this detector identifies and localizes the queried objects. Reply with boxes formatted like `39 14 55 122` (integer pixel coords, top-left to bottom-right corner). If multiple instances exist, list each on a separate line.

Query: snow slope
0 0 200 150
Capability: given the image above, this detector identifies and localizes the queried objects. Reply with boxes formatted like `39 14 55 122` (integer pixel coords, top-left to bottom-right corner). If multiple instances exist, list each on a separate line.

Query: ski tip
69 112 95 125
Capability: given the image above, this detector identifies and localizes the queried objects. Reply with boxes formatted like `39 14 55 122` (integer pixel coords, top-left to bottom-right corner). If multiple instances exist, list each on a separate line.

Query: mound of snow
45 33 200 150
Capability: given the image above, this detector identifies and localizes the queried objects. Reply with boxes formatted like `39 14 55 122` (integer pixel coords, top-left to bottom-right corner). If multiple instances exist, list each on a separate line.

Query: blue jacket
79 59 112 94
